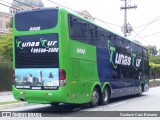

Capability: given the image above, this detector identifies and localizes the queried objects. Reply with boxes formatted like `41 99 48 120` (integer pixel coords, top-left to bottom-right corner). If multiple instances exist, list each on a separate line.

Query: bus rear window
15 9 58 31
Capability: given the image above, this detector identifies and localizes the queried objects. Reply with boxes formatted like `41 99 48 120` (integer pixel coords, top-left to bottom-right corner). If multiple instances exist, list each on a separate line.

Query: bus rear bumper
12 86 68 104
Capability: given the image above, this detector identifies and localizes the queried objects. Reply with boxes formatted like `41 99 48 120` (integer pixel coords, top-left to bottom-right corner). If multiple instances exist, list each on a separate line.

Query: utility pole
121 0 137 37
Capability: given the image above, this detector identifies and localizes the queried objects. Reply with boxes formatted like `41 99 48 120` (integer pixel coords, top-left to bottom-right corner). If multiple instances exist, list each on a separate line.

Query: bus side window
110 34 116 47
89 25 98 45
97 29 108 48
143 48 148 58
130 43 136 54
116 37 123 52
124 41 130 54
138 46 143 56
69 15 90 43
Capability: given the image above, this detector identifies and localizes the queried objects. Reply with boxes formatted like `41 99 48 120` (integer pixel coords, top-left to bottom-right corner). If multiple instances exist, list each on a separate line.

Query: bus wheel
100 87 109 105
90 87 99 107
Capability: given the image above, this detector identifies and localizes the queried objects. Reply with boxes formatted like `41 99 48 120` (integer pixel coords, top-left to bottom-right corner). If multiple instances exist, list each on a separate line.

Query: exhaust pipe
19 97 25 101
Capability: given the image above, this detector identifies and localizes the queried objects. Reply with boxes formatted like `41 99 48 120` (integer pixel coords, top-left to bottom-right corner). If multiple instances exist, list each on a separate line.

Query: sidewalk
0 91 16 103
0 91 30 110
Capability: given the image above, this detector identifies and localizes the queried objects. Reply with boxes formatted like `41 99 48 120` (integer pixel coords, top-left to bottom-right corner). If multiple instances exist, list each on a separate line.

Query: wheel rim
103 88 108 102
92 90 99 105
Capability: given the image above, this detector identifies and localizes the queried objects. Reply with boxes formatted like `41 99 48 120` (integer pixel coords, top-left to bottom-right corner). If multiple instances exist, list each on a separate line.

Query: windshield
15 34 59 68
15 9 58 31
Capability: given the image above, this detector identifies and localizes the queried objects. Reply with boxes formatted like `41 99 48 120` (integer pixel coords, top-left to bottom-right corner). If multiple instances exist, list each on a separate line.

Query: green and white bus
13 7 149 107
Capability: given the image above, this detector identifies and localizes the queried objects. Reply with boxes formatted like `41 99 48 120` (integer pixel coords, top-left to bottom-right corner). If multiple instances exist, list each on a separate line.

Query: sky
1 0 160 49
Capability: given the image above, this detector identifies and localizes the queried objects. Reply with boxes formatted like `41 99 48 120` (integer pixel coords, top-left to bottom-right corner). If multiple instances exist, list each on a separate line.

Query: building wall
78 10 95 21
0 11 13 34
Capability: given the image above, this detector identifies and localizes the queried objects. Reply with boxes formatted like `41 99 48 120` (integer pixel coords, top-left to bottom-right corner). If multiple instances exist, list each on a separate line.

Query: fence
0 62 12 91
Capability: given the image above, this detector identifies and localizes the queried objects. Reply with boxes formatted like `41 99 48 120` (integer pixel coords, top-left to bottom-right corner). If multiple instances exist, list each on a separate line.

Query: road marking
109 102 126 107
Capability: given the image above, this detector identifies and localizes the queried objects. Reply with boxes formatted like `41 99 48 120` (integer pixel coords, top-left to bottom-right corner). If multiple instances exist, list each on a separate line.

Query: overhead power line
132 16 160 40
134 18 160 29
1 0 121 29
142 31 160 38
47 0 121 28
0 2 18 10
13 0 33 8
132 29 150 45
0 0 23 10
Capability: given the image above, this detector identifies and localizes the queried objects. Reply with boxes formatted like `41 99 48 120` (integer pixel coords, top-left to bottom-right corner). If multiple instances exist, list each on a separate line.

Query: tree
146 45 158 56
0 29 13 61
7 17 13 28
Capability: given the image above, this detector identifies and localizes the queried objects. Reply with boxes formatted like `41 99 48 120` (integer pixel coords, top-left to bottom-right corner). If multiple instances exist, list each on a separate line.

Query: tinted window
15 9 58 31
15 34 59 68
69 15 90 43
138 46 143 56
69 14 110 47
143 48 148 58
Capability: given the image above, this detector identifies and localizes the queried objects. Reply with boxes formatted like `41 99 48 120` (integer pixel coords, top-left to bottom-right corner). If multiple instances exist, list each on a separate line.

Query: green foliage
0 62 12 91
149 55 160 64
7 17 13 28
149 62 160 78
0 29 13 61
146 45 158 56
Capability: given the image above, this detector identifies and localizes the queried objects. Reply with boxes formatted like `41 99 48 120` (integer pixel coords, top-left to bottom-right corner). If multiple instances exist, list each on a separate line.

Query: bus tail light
59 69 66 86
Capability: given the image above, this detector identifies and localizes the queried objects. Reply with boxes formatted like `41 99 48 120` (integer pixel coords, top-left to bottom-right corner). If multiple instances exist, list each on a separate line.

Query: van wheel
100 87 110 105
90 87 99 107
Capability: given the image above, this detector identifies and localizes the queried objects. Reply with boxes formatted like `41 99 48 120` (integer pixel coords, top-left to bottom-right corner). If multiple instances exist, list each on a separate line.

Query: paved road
1 86 160 120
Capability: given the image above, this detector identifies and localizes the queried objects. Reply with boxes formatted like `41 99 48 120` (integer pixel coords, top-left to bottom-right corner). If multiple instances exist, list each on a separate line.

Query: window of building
5 15 9 19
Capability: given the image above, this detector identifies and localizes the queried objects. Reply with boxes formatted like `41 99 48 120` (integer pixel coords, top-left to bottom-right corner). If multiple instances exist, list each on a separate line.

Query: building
78 10 95 21
0 0 44 34
0 11 13 34
9 0 44 14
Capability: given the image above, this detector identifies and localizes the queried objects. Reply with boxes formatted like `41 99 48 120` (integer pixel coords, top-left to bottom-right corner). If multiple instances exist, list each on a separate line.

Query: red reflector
60 69 66 80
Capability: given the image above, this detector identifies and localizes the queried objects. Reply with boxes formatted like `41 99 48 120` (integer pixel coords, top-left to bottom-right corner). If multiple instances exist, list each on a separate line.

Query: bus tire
90 87 100 107
100 87 110 105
